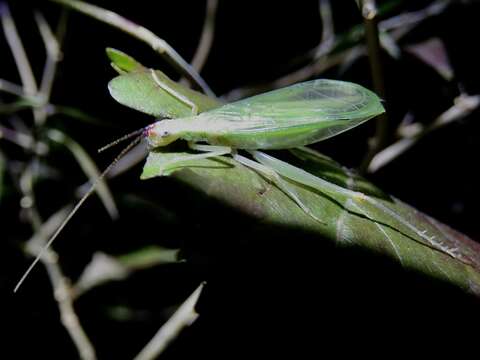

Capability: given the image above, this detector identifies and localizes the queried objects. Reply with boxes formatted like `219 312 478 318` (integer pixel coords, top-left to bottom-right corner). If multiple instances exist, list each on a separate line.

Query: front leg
160 143 232 171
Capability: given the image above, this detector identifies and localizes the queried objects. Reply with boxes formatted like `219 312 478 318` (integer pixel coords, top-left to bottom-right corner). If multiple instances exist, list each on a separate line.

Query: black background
2 0 480 358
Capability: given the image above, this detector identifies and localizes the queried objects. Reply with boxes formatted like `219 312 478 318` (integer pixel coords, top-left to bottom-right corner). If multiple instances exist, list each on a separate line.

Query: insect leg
158 143 232 172
188 143 231 153
232 153 325 225
249 150 355 198
248 150 459 258
150 69 199 115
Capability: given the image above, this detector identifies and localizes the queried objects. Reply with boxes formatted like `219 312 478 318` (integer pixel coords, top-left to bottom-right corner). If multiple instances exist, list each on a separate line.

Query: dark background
2 0 480 358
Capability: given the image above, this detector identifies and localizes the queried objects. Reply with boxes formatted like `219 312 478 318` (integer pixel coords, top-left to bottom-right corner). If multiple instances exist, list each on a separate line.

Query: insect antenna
98 127 147 153
14 134 143 293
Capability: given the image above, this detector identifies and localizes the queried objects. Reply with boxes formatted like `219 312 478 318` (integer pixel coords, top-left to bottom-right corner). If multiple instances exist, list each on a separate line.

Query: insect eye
161 131 170 137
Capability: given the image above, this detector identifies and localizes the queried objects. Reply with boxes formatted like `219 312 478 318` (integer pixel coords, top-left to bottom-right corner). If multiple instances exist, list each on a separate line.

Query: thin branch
45 259 97 360
3 8 98 358
0 78 26 97
315 0 335 59
368 94 480 173
191 0 218 72
47 129 118 219
0 2 38 95
134 283 205 360
35 11 62 99
22 203 97 360
358 0 388 173
380 0 450 34
224 0 447 102
223 48 357 101
49 0 215 97
0 124 37 149
32 10 68 127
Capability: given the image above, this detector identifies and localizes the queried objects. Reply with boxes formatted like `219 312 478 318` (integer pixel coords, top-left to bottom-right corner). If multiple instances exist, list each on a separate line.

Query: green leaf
106 47 147 74
108 69 220 118
141 148 480 296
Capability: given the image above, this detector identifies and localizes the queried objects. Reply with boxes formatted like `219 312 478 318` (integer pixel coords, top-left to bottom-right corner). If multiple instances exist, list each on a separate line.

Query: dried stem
315 0 334 59
0 2 38 95
369 94 480 172
0 78 27 97
22 203 97 360
36 10 65 101
49 0 215 97
2 6 98 358
191 0 218 72
225 0 446 102
18 159 97 359
380 0 450 35
358 0 388 173
45 258 97 360
134 283 205 360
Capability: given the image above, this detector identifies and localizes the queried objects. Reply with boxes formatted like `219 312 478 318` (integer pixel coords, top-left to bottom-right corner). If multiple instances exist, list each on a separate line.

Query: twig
368 94 480 173
49 0 215 97
224 48 357 101
380 0 450 35
36 11 63 98
223 0 337 101
0 124 37 150
47 129 118 219
358 0 388 173
134 283 205 360
22 203 97 360
0 2 38 95
45 259 97 360
315 0 334 59
191 0 218 72
0 78 27 97
224 0 447 102
3 8 98 358
32 10 68 127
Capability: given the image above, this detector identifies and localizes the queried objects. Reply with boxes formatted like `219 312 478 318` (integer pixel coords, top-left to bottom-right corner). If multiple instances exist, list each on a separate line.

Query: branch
190 0 218 72
0 2 37 95
368 94 480 172
134 283 205 360
49 0 215 97
19 170 97 360
358 0 388 173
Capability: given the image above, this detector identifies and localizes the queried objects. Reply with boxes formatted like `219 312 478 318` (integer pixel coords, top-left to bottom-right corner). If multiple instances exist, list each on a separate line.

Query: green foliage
108 68 220 118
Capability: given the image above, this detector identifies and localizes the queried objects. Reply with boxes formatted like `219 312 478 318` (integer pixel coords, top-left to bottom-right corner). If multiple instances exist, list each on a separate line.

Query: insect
21 76 436 292
142 75 452 259
143 76 384 221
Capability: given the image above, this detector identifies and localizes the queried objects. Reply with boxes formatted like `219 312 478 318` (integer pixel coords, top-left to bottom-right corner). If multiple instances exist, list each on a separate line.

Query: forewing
204 79 384 130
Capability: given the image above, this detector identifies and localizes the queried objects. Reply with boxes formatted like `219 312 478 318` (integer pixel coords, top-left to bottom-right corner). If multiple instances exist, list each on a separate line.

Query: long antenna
14 135 143 293
98 127 146 153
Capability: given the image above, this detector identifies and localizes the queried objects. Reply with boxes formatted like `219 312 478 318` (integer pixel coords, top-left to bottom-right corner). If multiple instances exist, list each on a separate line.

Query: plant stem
358 0 388 173
134 283 205 360
0 2 37 95
49 0 215 97
191 0 218 72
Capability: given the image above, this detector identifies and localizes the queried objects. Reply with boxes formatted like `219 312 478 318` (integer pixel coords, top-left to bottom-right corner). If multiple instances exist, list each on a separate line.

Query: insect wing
204 79 384 131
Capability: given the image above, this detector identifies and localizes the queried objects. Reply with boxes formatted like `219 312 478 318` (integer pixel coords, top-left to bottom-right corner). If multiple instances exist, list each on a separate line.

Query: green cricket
19 74 425 292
